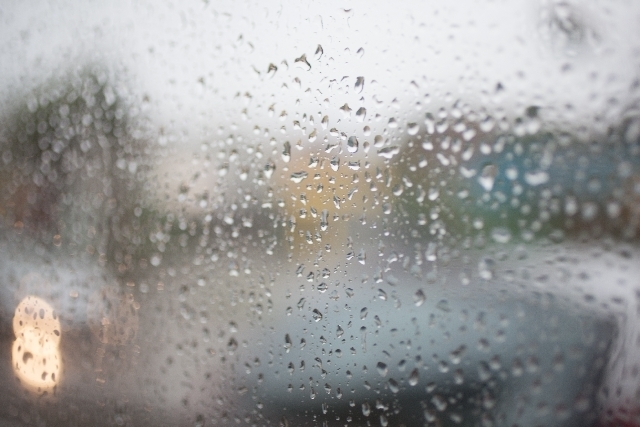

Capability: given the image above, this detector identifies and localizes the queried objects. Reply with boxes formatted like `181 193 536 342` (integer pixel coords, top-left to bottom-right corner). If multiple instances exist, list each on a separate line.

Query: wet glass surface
1 1 640 426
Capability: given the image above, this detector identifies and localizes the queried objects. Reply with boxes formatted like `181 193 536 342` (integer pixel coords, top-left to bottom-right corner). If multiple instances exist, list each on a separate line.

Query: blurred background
0 1 640 426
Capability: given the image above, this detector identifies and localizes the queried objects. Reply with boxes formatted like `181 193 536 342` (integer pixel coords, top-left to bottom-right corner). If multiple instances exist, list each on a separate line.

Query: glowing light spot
12 296 62 393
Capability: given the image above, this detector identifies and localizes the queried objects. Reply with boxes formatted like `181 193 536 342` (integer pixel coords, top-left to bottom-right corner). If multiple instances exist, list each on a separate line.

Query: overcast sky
2 0 640 144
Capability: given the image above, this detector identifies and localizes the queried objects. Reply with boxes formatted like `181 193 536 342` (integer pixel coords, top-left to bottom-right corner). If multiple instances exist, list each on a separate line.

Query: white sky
1 0 640 142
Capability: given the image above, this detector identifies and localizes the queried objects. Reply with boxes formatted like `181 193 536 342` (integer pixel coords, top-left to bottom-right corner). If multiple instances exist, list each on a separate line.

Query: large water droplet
377 146 400 159
362 402 371 417
290 171 308 183
294 53 311 70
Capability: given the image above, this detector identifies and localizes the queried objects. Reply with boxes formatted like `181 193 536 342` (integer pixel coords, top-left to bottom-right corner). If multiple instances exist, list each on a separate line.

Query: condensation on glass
0 1 639 426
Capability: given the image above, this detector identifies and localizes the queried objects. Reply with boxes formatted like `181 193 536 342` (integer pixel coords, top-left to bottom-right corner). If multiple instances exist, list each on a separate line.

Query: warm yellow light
12 296 62 393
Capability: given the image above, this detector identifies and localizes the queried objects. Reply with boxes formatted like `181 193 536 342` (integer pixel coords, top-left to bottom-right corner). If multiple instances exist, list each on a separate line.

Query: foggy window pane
1 1 639 426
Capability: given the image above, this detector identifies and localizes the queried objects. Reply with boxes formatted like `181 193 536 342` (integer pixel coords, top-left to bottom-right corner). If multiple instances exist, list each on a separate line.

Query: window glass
1 1 639 426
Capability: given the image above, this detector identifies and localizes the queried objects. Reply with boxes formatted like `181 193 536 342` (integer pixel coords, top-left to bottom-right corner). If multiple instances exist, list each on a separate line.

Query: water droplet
524 170 549 186
426 242 437 261
264 160 276 179
491 227 512 244
347 136 359 153
436 299 451 312
312 309 323 322
227 337 238 354
309 129 317 142
360 307 368 320
320 209 329 231
431 394 447 411
267 63 278 77
290 171 308 183
428 187 439 201
478 258 495 280
315 44 323 60
282 141 291 163
388 378 399 393
357 249 366 265
478 164 497 191
407 122 419 135
377 146 400 159
347 161 360 170
362 402 371 417
284 334 292 352
376 362 388 377
355 107 366 122
408 368 420 386
330 156 340 171
294 53 311 70
414 289 426 307
319 116 329 131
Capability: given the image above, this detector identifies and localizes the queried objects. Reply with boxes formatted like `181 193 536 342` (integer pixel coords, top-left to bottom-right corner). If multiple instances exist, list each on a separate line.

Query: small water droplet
284 334 292 352
330 156 340 171
408 368 420 386
264 160 276 179
436 299 451 312
357 249 366 265
388 378 399 393
478 258 495 280
478 164 497 191
312 309 323 322
491 227 512 243
376 362 388 377
282 141 291 163
414 289 426 307
267 63 278 77
524 170 549 186
347 136 359 153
